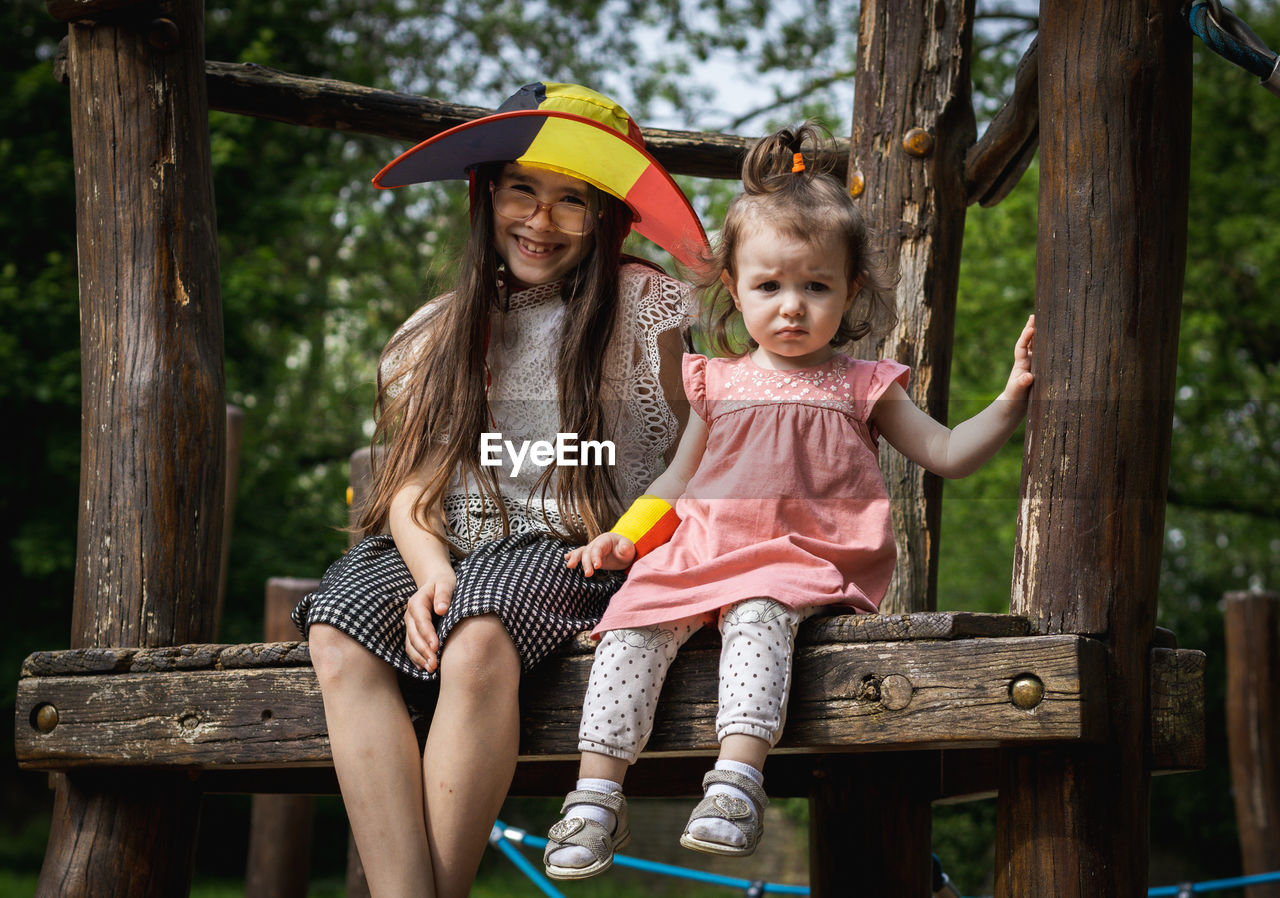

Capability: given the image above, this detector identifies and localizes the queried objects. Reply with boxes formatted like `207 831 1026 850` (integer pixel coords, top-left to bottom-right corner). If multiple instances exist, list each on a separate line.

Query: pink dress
593 352 910 635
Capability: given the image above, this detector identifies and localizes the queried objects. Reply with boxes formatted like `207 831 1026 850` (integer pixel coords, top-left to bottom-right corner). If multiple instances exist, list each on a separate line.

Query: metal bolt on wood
902 128 934 157
148 18 179 51
848 169 865 198
32 704 59 733
1009 674 1045 710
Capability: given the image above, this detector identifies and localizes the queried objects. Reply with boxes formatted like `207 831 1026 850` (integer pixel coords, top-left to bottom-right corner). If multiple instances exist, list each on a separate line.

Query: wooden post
1225 591 1280 898
810 754 936 897
848 0 976 616
244 578 320 898
995 1 1191 895
824 4 976 895
37 1 225 896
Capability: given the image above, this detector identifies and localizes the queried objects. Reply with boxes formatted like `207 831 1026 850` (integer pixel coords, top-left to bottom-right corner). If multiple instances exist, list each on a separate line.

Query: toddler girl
543 122 1035 879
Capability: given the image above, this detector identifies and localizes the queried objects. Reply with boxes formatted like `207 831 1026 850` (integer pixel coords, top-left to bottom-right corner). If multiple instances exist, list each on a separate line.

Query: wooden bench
16 613 1205 799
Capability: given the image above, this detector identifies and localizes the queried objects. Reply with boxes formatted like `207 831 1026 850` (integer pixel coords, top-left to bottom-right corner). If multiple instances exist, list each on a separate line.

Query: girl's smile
724 225 856 370
493 163 593 291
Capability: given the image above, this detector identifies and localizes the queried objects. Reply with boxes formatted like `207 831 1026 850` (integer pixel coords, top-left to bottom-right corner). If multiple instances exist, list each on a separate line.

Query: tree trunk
37 2 225 895
848 0 977 615
996 1 1191 895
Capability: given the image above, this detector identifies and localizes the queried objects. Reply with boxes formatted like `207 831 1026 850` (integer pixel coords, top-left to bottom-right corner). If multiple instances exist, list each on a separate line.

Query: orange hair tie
791 152 805 173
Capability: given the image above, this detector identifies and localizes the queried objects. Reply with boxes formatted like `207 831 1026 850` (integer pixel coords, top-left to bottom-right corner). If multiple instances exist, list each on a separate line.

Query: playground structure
13 0 1217 895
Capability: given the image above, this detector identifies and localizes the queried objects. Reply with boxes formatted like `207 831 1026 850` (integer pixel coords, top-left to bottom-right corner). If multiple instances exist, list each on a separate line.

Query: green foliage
933 800 998 895
938 164 1039 612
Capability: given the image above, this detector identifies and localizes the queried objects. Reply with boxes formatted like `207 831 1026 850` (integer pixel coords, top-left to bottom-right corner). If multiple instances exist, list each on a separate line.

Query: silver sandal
679 768 769 857
543 788 630 880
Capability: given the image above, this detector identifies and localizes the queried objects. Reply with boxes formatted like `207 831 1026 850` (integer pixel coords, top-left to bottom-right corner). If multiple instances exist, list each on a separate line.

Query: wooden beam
15 611 1034 677
202 61 849 181
18 635 1107 769
964 38 1039 207
55 50 856 181
997 0 1193 894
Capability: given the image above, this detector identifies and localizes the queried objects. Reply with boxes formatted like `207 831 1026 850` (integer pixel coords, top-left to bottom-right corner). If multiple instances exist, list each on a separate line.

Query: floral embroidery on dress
715 355 857 418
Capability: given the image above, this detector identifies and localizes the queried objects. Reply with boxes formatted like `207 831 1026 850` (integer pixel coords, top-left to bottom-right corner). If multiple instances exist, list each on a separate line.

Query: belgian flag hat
373 82 709 269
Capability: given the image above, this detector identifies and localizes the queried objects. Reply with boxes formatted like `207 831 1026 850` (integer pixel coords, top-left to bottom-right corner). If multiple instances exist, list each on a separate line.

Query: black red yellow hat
372 82 708 269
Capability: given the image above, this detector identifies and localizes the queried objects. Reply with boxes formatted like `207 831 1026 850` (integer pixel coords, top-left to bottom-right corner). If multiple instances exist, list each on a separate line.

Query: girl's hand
565 532 636 577
1000 314 1036 402
404 566 456 673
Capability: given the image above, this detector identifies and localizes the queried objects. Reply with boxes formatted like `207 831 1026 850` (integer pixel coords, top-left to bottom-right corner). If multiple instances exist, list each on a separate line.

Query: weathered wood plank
799 610 1031 644
19 612 1033 676
21 641 314 677
527 635 1107 756
17 635 1105 769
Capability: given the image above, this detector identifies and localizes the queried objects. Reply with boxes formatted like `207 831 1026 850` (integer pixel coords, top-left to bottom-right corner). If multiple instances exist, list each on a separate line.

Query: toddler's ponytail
740 123 833 197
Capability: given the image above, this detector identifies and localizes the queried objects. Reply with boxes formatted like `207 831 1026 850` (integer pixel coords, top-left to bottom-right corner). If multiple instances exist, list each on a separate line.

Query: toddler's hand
1001 314 1036 401
404 568 456 673
565 532 637 577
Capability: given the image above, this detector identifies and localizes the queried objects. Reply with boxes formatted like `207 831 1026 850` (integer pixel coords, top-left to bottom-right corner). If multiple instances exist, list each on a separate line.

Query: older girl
293 82 706 897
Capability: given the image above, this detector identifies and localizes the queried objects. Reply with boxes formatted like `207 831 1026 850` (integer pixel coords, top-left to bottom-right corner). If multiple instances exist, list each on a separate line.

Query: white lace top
384 263 692 553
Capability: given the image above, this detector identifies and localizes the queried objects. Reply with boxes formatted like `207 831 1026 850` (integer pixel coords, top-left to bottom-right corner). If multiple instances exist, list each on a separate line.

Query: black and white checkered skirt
292 532 621 683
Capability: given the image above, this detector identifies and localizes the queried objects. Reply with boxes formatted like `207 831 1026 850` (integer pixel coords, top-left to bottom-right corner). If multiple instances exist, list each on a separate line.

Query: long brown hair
701 122 896 356
357 162 636 545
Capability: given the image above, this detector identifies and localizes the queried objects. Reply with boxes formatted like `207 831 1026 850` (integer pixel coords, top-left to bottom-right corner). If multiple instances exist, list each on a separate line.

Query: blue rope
492 820 809 894
492 821 1280 898
1147 869 1280 895
1186 1 1279 81
488 824 566 898
964 868 1280 898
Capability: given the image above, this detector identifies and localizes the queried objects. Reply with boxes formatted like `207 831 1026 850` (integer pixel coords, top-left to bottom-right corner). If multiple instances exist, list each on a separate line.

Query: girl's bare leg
422 614 522 898
719 733 769 770
579 750 629 784
309 624 435 898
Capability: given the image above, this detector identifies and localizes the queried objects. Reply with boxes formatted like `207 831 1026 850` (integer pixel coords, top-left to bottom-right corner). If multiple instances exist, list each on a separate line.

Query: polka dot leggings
577 598 817 763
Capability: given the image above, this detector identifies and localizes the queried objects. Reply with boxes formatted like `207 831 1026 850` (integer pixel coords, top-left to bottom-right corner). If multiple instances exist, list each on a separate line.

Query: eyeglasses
490 185 600 236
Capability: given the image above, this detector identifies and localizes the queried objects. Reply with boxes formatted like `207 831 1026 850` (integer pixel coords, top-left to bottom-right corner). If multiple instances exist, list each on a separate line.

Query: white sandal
679 768 769 857
543 788 630 880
